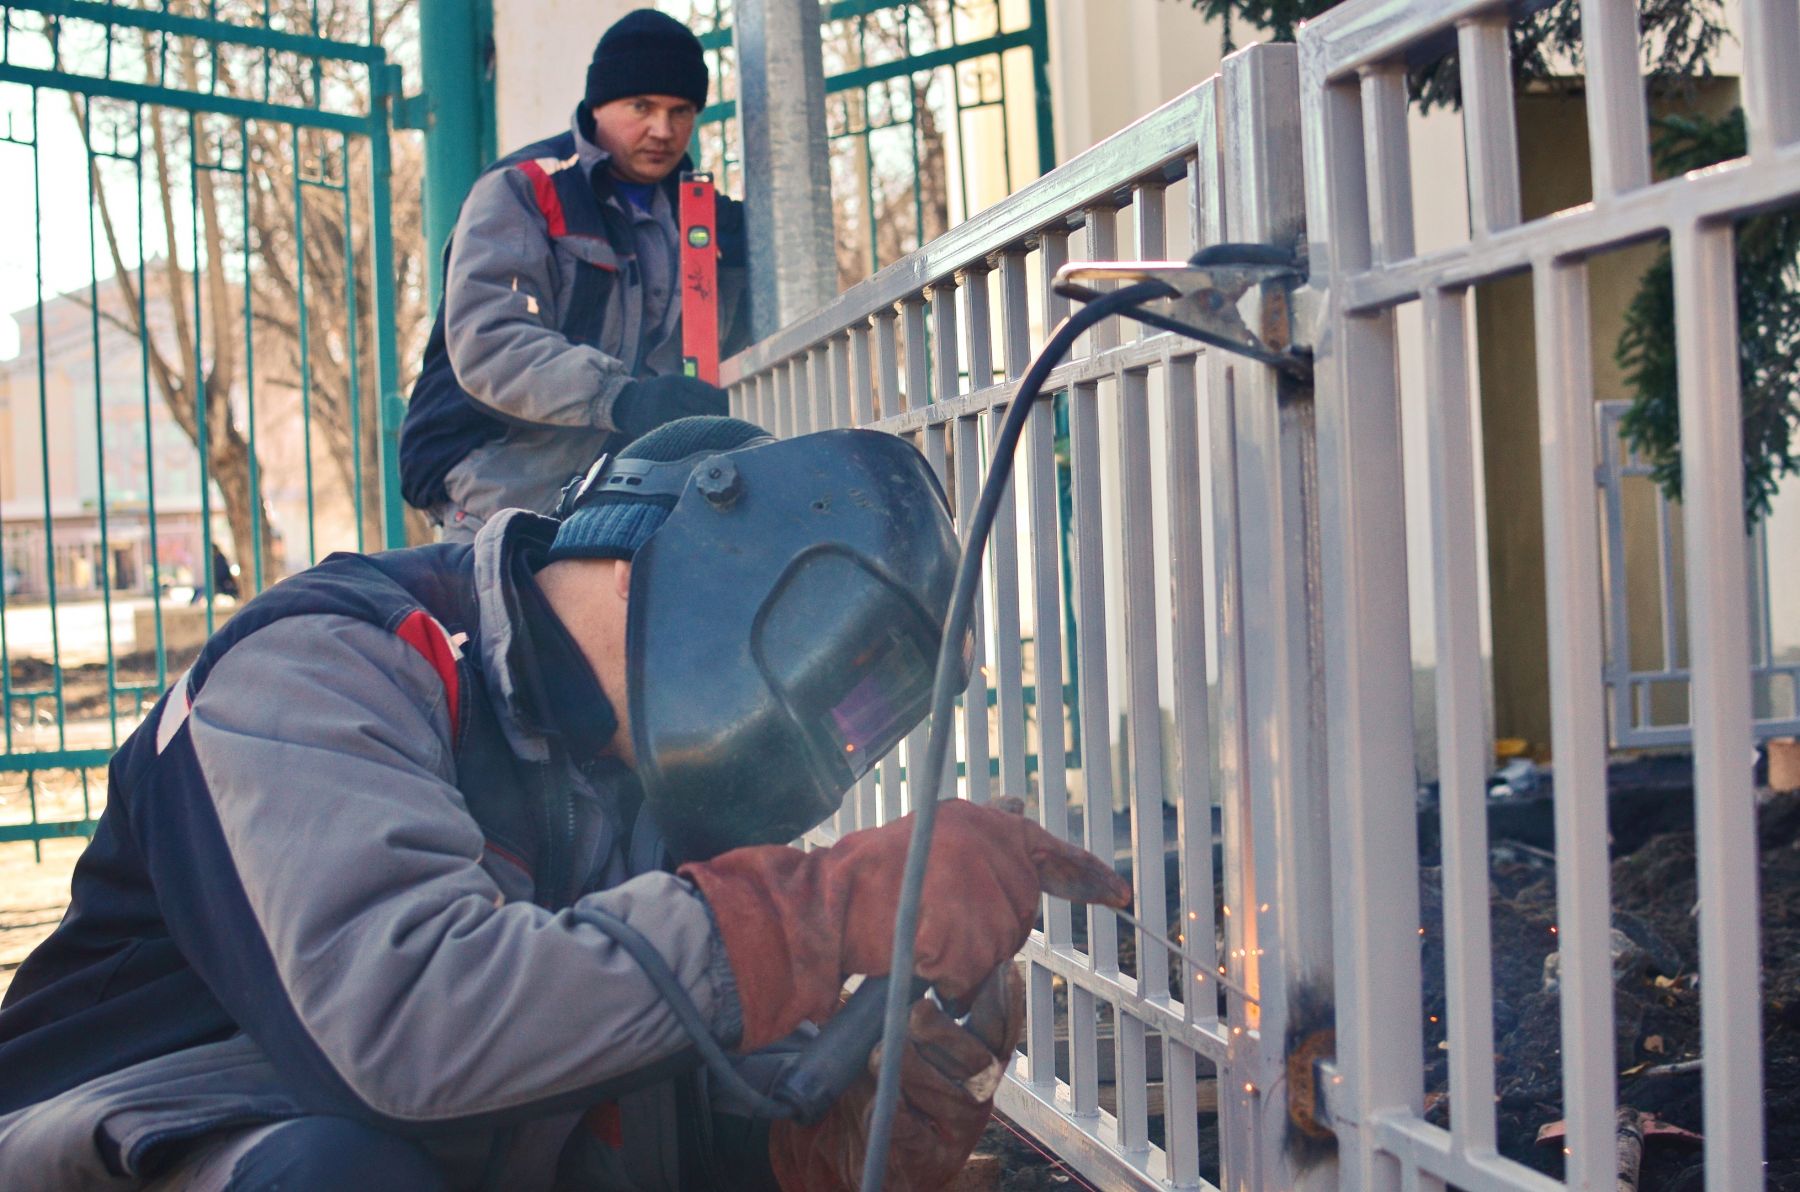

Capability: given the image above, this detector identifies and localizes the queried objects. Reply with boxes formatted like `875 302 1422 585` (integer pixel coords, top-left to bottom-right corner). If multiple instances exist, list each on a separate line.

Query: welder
0 416 1129 1191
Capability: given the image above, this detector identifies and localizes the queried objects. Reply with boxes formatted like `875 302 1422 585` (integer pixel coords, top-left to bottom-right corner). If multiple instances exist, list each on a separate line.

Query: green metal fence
660 0 1053 287
0 0 408 848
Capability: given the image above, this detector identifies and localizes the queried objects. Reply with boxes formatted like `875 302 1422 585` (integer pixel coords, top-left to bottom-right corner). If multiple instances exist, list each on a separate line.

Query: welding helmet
560 423 962 860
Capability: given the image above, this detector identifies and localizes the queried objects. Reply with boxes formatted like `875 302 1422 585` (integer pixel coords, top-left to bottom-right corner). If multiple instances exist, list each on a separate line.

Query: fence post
1299 21 1425 1191
419 0 492 296
1214 44 1335 1192
735 0 837 341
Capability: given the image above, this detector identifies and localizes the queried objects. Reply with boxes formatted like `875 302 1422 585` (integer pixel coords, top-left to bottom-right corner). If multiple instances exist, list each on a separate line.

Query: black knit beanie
549 416 770 562
585 9 709 112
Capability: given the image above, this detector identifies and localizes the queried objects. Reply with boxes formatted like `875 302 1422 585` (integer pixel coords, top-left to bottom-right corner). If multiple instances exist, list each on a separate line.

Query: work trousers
147 1117 447 1192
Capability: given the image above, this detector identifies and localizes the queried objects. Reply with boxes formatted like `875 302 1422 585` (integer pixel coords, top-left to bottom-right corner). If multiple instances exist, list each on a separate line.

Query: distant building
0 282 209 600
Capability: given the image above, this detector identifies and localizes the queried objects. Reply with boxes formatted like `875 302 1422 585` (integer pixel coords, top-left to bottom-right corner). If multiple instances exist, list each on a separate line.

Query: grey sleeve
186 613 739 1123
442 168 633 431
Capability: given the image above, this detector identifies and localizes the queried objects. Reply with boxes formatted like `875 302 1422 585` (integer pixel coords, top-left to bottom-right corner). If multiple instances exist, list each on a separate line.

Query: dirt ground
1416 788 1800 1191
0 836 87 1002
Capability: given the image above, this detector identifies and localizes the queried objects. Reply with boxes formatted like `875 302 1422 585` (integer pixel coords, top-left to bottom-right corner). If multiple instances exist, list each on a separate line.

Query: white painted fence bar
1670 220 1764 1188
1298 1 1792 1189
1533 258 1617 1192
714 2 1790 1185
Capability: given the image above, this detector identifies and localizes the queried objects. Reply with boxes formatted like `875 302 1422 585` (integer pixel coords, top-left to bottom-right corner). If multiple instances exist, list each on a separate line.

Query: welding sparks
1109 906 1260 1004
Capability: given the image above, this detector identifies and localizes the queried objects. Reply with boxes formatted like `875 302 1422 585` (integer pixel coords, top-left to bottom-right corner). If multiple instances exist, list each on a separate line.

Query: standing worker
0 418 1131 1190
401 9 753 542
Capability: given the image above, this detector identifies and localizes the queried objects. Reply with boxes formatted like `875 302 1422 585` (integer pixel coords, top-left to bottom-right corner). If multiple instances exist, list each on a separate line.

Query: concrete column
491 0 638 152
736 0 837 341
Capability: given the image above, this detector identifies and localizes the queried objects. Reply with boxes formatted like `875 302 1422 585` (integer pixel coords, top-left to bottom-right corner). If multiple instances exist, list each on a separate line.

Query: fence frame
725 43 1325 1191
0 0 406 839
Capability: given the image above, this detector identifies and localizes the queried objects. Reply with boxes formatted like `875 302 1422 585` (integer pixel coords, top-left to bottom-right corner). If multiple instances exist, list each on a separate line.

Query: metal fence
723 0 1795 1187
1595 398 1799 749
1302 0 1791 1189
724 47 1303 1189
0 0 407 846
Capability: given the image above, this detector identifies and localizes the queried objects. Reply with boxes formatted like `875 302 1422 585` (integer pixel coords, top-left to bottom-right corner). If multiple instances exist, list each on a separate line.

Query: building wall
492 0 639 152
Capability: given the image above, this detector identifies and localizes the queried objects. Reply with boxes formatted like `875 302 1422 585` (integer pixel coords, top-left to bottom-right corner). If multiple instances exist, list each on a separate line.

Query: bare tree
66 0 429 582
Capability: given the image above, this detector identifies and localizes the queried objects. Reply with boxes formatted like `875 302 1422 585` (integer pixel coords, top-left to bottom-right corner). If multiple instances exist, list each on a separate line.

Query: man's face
590 95 697 184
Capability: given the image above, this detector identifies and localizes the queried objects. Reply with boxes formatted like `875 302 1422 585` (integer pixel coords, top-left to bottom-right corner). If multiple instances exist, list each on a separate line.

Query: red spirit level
679 171 720 385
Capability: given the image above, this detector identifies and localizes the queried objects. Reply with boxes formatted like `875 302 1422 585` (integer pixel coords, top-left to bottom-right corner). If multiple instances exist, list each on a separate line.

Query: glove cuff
682 847 845 1052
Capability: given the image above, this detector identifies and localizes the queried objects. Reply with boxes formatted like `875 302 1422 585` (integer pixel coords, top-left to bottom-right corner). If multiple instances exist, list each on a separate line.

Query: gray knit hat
549 416 772 562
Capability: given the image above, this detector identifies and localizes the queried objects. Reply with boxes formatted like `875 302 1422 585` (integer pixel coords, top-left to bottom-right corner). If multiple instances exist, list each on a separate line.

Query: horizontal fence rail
724 44 1323 1191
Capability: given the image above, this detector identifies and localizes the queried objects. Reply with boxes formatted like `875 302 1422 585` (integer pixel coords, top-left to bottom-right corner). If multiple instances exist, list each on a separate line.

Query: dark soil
1417 789 1800 1191
992 784 1800 1189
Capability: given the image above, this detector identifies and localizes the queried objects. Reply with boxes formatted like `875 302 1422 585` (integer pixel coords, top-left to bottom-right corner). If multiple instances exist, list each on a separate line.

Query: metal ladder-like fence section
724 47 1317 1191
1302 0 1795 1189
1594 399 1799 750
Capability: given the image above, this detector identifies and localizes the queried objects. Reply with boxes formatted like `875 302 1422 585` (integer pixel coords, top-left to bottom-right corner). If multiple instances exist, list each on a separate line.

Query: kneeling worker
0 417 1129 1191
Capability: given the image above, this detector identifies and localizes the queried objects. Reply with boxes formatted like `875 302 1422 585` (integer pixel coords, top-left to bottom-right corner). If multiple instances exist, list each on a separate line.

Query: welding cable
859 280 1180 1192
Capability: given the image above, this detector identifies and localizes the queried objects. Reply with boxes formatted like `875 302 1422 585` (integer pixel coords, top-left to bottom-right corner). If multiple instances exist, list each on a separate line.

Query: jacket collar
470 508 562 762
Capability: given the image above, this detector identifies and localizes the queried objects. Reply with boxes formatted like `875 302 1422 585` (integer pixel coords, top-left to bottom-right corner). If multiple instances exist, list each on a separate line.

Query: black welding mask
607 428 961 861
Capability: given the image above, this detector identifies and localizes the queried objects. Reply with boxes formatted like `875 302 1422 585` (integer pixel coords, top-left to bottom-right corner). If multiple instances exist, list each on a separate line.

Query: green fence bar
0 0 409 846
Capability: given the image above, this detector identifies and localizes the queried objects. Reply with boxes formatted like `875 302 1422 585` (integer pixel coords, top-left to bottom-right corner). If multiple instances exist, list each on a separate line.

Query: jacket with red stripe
398 105 751 529
0 511 773 1190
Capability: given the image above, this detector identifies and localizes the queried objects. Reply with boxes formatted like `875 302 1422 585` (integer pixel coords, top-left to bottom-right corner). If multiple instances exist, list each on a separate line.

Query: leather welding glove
679 798 1129 1053
767 961 1027 1192
609 374 730 441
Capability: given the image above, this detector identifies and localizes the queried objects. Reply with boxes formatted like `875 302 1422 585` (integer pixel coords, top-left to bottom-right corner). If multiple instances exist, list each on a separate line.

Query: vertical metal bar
990 255 1027 807
1068 373 1118 973
875 306 900 422
849 321 875 425
1223 47 1329 1192
1117 1010 1150 1156
1420 286 1498 1157
1302 35 1421 1187
1597 404 1634 743
902 294 934 811
367 70 408 550
27 87 64 754
134 105 166 687
1740 0 1800 156
1163 1038 1202 1187
81 101 119 747
829 332 852 430
1358 64 1414 265
1457 16 1522 236
338 132 365 553
1579 0 1650 199
242 119 263 589
1118 361 1169 1006
811 345 832 432
190 115 216 633
1533 257 1617 1192
792 354 813 436
1671 220 1765 1188
291 123 317 565
933 280 975 799
1025 243 1073 953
